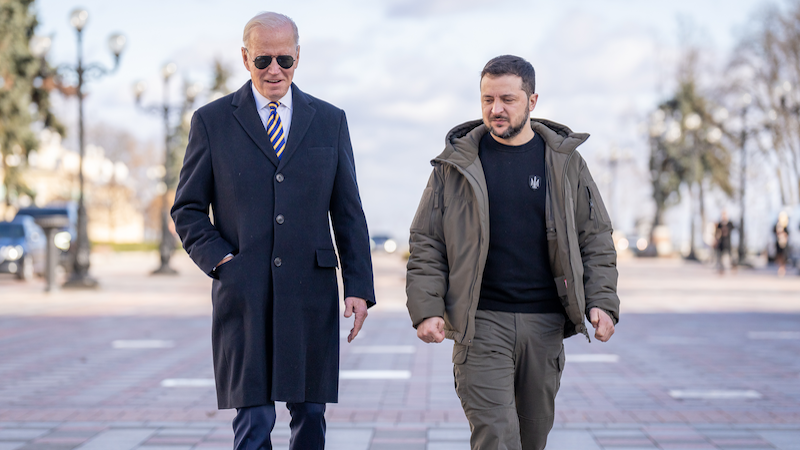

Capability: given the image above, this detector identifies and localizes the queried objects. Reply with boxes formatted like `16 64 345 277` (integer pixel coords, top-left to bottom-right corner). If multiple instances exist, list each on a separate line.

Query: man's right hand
216 254 233 268
417 317 445 344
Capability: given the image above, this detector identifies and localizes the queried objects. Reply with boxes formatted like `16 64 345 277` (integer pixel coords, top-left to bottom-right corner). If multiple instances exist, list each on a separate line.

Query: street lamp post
61 8 126 288
601 146 636 226
684 112 702 261
134 64 201 275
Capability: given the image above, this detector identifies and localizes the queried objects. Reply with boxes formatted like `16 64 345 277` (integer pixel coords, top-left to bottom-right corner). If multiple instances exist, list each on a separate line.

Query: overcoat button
276 214 284 224
274 257 282 267
276 173 285 182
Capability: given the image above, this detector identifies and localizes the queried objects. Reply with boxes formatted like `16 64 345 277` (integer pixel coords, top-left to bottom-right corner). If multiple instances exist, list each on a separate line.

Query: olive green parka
406 118 619 354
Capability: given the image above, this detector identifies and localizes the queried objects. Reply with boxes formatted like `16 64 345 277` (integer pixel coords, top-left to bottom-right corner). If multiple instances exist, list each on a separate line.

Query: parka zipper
433 158 484 345
561 151 591 342
544 164 556 236
430 166 443 237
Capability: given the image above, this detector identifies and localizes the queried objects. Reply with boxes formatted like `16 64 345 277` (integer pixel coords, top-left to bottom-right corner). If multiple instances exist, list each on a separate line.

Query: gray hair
242 12 299 48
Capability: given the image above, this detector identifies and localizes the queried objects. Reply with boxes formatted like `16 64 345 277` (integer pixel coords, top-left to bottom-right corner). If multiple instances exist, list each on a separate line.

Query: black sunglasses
252 54 295 70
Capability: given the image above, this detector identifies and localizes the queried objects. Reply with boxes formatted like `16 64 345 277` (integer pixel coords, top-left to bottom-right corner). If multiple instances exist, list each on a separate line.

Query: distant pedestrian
714 210 735 273
406 55 619 450
775 211 790 277
171 12 375 450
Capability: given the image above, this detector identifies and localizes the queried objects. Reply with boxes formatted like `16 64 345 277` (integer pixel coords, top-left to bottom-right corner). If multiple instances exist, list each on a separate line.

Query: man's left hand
344 297 368 343
589 307 615 342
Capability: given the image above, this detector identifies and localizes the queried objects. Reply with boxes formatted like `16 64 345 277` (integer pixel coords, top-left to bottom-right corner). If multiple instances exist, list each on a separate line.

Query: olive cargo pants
453 310 566 450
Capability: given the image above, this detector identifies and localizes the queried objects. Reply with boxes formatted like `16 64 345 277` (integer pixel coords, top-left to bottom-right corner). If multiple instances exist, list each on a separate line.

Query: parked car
0 216 47 280
370 234 398 253
15 203 77 269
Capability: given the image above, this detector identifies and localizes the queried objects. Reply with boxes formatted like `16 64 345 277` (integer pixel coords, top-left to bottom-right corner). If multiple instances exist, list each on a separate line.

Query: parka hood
434 118 590 169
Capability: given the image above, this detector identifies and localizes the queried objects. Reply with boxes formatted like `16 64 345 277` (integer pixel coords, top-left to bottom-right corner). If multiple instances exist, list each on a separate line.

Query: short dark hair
480 55 536 98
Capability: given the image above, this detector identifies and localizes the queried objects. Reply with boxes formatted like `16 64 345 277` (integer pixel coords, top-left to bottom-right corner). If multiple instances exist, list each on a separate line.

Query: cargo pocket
452 341 468 365
452 342 469 405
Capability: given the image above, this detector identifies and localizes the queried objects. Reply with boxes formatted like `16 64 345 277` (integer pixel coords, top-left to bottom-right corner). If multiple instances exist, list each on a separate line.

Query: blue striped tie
266 102 286 159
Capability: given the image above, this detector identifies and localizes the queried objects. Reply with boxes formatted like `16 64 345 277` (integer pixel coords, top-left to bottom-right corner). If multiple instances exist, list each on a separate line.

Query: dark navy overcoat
171 81 375 409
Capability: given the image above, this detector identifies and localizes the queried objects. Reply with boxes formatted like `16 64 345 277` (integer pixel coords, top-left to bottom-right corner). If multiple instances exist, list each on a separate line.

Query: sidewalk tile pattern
1 253 799 448
0 312 798 448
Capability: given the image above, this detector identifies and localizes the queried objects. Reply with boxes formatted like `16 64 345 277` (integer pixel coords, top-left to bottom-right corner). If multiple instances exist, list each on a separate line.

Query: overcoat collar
279 83 315 169
231 80 316 169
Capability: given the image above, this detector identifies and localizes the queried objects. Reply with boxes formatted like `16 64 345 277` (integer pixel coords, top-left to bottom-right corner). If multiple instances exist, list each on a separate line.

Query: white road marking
350 345 416 354
161 378 215 387
669 389 762 399
748 331 800 340
567 354 619 363
648 336 706 344
112 339 175 349
339 370 411 380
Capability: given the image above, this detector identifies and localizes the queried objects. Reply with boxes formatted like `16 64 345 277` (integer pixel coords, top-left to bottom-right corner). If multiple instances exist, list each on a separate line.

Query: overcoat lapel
278 84 316 169
232 81 280 168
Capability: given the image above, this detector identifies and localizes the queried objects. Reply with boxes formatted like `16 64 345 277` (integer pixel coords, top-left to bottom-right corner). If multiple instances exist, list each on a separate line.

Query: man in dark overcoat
171 11 375 450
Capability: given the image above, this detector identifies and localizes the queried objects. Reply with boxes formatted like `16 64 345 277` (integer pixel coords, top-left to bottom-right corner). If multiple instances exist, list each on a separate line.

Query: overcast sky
34 0 777 244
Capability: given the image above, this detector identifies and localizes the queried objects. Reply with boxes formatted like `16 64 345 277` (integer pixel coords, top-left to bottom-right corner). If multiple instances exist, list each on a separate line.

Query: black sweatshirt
477 132 563 314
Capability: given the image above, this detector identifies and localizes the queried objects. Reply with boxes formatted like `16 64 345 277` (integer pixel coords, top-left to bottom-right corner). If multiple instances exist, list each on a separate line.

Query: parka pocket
586 182 611 226
452 341 468 365
554 276 568 298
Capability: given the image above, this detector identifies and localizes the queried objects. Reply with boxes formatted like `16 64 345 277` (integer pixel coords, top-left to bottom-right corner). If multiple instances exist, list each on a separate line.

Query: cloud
373 95 464 123
280 8 675 239
40 0 754 241
385 0 519 17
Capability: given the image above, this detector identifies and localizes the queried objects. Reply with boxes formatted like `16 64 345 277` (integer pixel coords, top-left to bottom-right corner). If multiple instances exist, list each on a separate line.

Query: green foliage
0 0 64 206
649 74 733 226
211 58 232 96
169 59 233 190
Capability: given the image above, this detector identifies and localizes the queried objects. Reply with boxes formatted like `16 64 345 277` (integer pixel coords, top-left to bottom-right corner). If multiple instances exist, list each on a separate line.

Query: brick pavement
0 252 799 449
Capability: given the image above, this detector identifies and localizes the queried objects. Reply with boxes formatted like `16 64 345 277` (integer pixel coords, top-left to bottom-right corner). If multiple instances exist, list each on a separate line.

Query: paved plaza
0 251 799 449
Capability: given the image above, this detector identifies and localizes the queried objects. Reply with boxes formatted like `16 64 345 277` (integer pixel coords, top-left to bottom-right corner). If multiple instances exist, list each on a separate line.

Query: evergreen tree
0 0 63 207
170 58 232 189
649 48 733 255
210 58 232 98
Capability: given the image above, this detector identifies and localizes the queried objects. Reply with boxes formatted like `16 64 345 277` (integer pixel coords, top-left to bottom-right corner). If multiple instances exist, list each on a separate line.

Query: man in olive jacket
406 55 619 450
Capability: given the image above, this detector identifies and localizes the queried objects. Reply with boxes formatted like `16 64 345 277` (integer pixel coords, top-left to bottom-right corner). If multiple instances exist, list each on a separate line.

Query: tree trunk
777 167 788 206
699 179 706 255
686 182 698 261
649 186 666 257
4 178 10 208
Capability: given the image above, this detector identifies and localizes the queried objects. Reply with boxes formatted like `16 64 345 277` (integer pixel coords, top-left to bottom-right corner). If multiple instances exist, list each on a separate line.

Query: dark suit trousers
233 402 326 450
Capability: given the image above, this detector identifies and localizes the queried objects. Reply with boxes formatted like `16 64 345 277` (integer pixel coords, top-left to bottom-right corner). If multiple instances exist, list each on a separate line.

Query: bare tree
730 1 800 205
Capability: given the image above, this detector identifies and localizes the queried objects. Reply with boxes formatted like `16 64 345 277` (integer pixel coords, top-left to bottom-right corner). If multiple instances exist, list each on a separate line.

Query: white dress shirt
251 83 293 138
215 85 294 271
